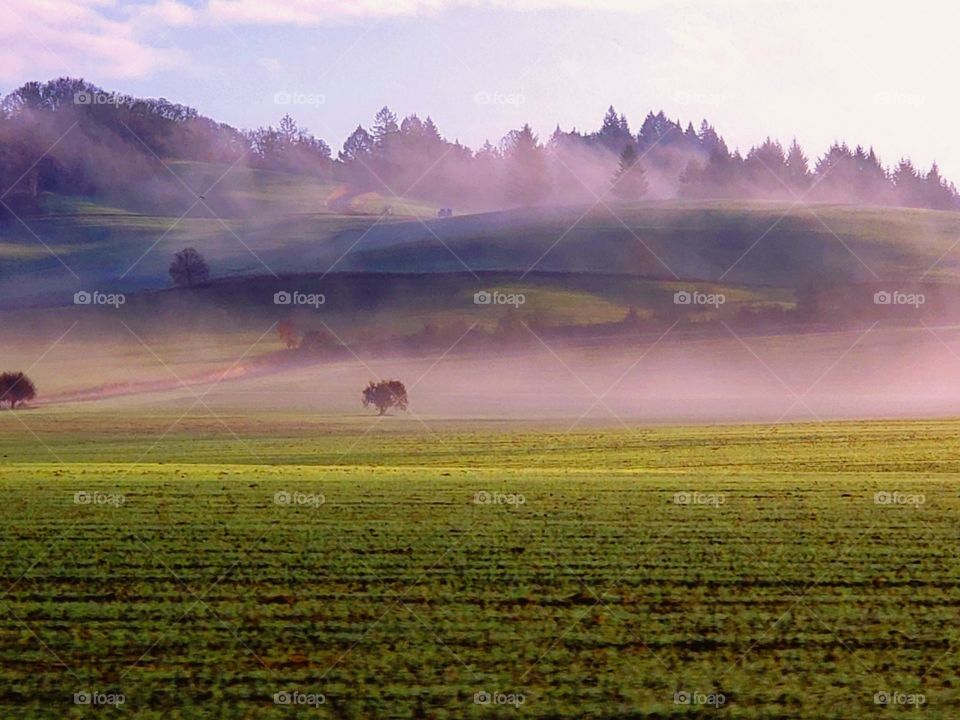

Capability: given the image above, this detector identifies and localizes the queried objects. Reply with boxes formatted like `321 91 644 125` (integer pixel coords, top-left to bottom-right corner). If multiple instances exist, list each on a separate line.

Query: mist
6 300 960 427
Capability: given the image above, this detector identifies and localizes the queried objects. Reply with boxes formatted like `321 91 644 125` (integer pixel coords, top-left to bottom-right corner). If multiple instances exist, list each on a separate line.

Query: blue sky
2 1 956 178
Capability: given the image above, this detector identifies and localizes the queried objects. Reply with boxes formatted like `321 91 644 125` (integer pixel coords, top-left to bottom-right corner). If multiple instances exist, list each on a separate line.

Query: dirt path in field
34 350 331 406
36 364 254 405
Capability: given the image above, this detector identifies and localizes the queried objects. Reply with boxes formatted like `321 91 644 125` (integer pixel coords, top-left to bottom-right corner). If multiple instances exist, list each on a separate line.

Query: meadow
0 413 957 718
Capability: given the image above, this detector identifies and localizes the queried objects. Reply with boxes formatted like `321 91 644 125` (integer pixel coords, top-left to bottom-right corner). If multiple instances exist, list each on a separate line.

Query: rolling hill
6 169 960 415
5 168 960 313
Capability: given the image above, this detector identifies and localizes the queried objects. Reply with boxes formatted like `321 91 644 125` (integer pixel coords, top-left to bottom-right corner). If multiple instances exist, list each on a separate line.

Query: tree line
1 78 956 214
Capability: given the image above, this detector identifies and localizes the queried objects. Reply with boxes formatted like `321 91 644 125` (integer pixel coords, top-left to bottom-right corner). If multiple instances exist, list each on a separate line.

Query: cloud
0 0 184 83
0 0 693 85
204 0 732 25
0 0 659 85
131 0 197 28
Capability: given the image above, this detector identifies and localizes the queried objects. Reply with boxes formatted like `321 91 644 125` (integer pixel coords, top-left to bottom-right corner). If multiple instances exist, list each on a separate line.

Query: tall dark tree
610 143 648 199
745 138 787 190
784 139 811 191
338 125 374 163
922 163 956 210
638 111 680 151
503 124 550 207
372 106 400 150
594 105 632 154
697 120 727 155
892 159 924 207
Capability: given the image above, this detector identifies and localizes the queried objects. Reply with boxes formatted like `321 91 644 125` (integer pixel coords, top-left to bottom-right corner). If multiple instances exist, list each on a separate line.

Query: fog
8 316 960 426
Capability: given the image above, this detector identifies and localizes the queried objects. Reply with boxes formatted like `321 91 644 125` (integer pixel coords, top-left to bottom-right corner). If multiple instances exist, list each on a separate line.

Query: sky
1 0 957 178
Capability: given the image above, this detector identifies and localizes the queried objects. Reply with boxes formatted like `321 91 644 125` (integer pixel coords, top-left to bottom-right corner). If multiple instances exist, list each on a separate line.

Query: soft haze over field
5 3 960 719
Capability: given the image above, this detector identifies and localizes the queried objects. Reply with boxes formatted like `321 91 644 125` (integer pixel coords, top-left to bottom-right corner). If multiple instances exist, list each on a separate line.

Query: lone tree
362 380 408 416
169 247 210 287
0 371 37 408
611 143 648 199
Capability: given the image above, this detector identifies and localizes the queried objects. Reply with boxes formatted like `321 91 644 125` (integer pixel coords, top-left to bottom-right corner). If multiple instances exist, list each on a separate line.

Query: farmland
1 414 958 718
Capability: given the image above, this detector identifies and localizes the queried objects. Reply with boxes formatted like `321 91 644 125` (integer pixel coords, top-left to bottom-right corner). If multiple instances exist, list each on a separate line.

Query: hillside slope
4 188 960 310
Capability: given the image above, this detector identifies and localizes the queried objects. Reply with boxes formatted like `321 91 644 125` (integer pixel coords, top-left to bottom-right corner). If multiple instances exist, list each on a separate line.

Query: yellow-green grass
0 415 958 718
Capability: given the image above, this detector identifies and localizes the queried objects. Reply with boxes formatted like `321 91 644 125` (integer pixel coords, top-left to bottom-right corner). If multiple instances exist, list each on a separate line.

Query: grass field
7 193 960 312
1 413 957 718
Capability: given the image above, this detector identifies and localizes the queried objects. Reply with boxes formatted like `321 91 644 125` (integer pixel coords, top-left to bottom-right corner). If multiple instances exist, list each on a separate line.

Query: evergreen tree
372 106 399 149
745 137 787 192
923 162 956 210
784 139 811 191
892 158 923 207
338 125 374 163
503 124 550 206
610 143 648 199
595 105 632 154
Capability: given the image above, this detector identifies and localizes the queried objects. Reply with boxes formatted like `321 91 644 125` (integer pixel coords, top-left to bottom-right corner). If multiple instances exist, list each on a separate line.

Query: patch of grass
0 416 956 717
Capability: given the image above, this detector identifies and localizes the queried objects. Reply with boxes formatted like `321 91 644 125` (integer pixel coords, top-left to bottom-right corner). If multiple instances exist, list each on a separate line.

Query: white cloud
205 0 754 26
0 0 184 83
0 0 695 85
0 0 670 84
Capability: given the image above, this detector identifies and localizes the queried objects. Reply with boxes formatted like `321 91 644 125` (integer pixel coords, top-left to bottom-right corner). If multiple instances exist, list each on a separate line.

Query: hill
5 193 960 311
330 200 960 285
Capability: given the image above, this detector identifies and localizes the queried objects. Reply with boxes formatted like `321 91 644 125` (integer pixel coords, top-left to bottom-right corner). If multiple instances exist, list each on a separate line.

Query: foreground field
0 415 958 718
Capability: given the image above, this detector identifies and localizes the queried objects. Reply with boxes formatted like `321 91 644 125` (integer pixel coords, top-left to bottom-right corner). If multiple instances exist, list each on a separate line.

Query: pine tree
338 125 373 163
784 139 811 191
595 105 632 153
745 137 787 192
611 143 648 199
893 159 923 207
923 162 955 210
503 124 549 206
372 106 399 150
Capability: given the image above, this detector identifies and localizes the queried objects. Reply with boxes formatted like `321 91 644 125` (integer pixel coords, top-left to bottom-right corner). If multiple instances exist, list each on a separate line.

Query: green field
8 188 960 312
0 413 957 718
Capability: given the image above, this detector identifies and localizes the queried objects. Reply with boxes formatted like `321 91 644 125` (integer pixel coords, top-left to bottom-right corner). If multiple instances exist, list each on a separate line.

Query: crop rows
0 468 956 718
